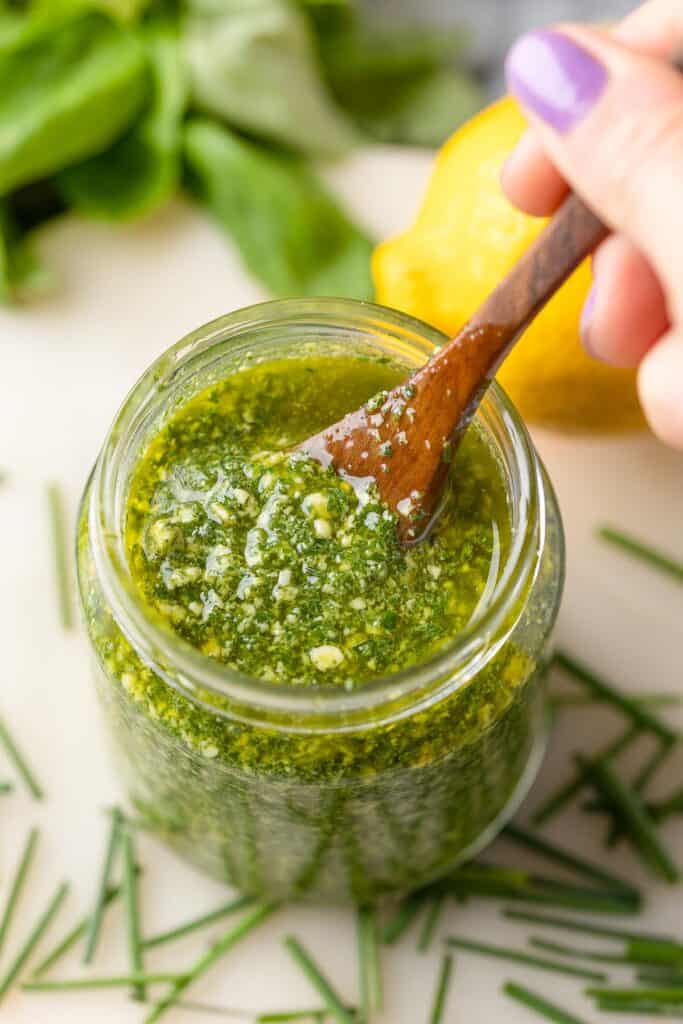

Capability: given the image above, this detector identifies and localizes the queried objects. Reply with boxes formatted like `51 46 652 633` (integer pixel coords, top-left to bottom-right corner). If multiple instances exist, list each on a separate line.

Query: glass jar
77 298 564 904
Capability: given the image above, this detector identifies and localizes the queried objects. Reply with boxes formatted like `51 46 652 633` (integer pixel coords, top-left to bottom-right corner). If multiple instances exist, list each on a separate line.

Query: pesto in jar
78 329 561 903
125 355 509 689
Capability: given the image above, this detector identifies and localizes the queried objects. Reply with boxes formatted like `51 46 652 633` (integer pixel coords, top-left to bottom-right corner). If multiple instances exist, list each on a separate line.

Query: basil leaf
0 10 149 195
184 0 357 156
58 18 187 220
0 199 54 303
184 117 373 299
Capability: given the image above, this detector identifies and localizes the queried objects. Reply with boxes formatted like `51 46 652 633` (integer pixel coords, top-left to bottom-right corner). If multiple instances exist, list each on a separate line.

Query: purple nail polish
581 283 598 355
505 30 608 133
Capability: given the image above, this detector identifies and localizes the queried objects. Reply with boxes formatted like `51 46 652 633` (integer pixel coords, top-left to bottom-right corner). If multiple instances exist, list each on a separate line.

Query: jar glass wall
77 299 564 903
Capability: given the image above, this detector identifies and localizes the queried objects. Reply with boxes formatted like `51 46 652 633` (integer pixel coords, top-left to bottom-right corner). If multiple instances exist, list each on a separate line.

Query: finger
502 1 683 218
638 331 683 449
582 234 669 367
501 129 568 215
504 26 683 308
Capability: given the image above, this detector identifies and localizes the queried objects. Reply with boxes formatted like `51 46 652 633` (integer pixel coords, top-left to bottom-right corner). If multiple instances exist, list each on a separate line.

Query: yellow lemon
373 96 644 431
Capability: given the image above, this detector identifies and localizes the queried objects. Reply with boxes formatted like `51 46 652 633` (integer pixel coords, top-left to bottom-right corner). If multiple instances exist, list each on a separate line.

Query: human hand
502 0 683 448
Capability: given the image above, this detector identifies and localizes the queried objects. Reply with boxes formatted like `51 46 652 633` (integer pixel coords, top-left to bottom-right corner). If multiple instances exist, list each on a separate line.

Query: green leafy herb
503 981 592 1024
59 16 187 220
0 715 44 799
283 936 354 1024
356 906 381 1019
0 199 51 302
24 972 188 991
144 903 278 1024
417 893 446 953
502 824 638 899
122 827 145 1000
555 652 677 743
184 0 356 156
0 10 148 195
598 526 683 583
579 755 679 883
47 482 74 630
445 936 608 982
428 954 454 1024
143 894 253 950
0 881 69 1001
83 806 122 963
531 723 639 827
184 117 373 300
0 827 40 955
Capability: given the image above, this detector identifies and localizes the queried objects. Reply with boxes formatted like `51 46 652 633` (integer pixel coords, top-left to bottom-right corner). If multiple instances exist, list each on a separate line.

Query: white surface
1 147 683 1024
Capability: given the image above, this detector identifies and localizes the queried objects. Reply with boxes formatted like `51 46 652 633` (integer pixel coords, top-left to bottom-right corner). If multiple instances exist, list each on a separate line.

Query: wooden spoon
301 193 608 544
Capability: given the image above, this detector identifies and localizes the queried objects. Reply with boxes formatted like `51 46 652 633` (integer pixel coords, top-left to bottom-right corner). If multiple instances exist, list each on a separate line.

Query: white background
1 147 682 1023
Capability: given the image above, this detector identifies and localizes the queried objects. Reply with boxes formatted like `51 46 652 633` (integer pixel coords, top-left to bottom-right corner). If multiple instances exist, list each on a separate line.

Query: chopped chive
447 863 639 914
531 724 639 826
637 970 683 986
257 1014 326 1023
551 693 683 708
145 1001 329 1021
555 652 676 743
284 936 355 1024
428 954 454 1024
144 903 277 1024
445 936 608 982
418 893 446 953
579 755 679 883
503 981 592 1024
606 739 677 848
651 788 683 823
0 827 40 955
83 807 122 964
0 715 44 799
47 482 73 629
357 906 381 1018
503 823 637 898
382 891 429 944
529 937 630 964
0 781 13 794
34 881 127 978
143 895 253 950
0 881 69 1001
503 909 674 945
122 827 145 1001
597 525 683 583
24 973 188 991
587 985 683 1005
625 938 683 967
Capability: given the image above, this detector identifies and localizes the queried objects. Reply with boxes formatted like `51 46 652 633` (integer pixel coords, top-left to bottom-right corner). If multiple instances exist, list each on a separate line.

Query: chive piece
598 525 683 583
382 891 429 945
83 807 122 964
445 936 608 982
531 724 639 826
284 936 355 1024
551 693 683 708
529 937 630 964
503 909 674 945
0 881 69 1001
35 881 126 978
418 893 446 953
607 739 678 847
626 939 683 967
357 906 381 1018
447 863 640 914
651 788 683 823
257 1013 327 1023
579 756 679 883
122 828 145 1001
47 482 73 629
587 985 683 1005
0 827 40 955
637 970 683 986
24 973 188 991
555 652 676 743
150 1001 329 1021
0 781 13 794
0 716 44 800
429 954 454 1024
143 895 253 950
144 903 277 1024
503 981 592 1024
503 824 637 898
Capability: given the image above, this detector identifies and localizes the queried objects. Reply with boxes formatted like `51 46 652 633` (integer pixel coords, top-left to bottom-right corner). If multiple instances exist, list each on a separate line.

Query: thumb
505 27 683 318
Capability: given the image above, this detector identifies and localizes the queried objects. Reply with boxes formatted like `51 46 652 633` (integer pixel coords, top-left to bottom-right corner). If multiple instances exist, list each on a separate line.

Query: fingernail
505 30 608 133
580 282 598 355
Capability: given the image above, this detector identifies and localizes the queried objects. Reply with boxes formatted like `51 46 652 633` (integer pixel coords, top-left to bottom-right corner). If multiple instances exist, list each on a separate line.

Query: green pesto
124 356 509 689
78 346 560 902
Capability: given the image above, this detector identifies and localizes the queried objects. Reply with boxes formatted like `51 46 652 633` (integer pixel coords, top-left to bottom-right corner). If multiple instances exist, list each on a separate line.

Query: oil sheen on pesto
125 354 509 688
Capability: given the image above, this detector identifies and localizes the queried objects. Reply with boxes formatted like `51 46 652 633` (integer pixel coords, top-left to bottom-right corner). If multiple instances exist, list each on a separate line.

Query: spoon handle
467 192 608 366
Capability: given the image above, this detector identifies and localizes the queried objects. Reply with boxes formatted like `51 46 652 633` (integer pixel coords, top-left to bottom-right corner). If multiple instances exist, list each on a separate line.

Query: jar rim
89 298 549 733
